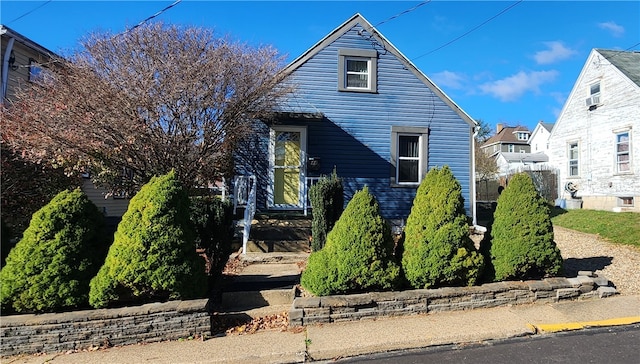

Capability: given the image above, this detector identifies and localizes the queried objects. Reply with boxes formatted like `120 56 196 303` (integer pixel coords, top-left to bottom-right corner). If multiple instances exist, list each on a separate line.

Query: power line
8 0 53 24
412 0 523 61
122 0 182 34
374 0 432 28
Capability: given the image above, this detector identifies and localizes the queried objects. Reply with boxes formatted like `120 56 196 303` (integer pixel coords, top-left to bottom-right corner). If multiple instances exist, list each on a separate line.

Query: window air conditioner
585 94 600 107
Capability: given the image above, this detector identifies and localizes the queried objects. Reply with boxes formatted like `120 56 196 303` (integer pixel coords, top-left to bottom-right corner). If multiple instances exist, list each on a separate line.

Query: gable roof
482 125 530 146
1 24 57 57
596 49 640 87
282 13 476 128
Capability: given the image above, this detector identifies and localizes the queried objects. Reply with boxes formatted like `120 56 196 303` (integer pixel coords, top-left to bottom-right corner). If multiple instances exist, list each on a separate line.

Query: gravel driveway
554 225 640 295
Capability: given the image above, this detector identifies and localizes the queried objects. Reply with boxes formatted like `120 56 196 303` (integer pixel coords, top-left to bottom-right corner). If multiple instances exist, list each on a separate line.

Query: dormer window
516 132 529 141
338 49 377 93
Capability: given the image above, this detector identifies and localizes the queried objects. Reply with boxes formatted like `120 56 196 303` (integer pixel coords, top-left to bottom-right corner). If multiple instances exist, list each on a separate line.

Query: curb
532 316 640 333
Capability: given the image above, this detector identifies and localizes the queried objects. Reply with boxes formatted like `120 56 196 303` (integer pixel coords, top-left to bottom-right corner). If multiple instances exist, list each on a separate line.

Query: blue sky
2 1 639 133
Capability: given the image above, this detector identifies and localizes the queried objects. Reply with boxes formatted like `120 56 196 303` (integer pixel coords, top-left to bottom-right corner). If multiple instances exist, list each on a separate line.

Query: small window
615 132 630 173
507 144 514 153
568 142 579 176
29 59 43 82
390 126 428 186
590 82 600 96
338 49 377 93
397 135 420 183
618 197 634 207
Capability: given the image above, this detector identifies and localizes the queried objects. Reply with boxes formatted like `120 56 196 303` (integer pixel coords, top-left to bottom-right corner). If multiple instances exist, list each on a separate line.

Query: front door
269 126 307 209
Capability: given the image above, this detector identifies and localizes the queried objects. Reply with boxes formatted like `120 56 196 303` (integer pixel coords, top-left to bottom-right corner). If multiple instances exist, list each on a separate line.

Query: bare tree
1 22 292 194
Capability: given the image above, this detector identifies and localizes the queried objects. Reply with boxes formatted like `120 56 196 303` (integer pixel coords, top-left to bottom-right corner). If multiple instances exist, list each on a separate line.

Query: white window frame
618 197 634 207
568 142 579 177
507 144 514 153
338 49 377 93
390 126 428 186
615 131 631 174
590 82 601 96
516 132 528 141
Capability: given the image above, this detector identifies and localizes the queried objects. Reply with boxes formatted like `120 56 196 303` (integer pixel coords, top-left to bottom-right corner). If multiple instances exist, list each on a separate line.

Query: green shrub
301 186 401 296
489 173 563 281
0 189 107 313
309 169 344 251
401 166 484 289
89 171 206 308
190 195 234 279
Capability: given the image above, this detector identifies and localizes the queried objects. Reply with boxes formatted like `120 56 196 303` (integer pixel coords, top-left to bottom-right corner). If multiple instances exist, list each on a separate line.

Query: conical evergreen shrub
89 171 206 308
309 170 344 251
301 186 401 296
0 189 107 313
489 173 563 281
401 166 484 289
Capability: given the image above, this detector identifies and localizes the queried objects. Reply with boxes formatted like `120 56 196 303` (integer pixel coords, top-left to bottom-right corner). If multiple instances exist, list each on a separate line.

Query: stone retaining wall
289 272 617 326
0 299 210 357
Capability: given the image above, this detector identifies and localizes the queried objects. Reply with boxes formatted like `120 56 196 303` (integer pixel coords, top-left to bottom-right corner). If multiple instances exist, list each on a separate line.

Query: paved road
337 324 640 364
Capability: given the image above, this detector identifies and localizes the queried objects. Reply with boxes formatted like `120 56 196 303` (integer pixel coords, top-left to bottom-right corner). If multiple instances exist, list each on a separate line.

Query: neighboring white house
548 48 640 212
529 121 554 154
495 152 550 176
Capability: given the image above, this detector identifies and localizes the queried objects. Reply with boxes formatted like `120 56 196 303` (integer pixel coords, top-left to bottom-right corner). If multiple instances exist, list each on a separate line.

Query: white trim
268 126 307 209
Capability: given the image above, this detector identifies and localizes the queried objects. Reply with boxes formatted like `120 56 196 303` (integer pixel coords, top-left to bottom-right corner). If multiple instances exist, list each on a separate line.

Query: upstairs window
507 144 514 153
391 126 428 186
397 135 420 183
516 132 529 141
29 59 43 83
338 49 377 93
615 131 630 173
590 82 600 96
568 142 579 177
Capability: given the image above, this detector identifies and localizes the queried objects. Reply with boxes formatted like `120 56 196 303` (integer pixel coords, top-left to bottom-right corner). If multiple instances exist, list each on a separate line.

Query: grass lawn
551 208 640 248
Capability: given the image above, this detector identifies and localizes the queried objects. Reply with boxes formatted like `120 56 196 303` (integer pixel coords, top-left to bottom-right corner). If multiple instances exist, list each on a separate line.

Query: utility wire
121 0 182 34
374 0 432 28
412 0 523 61
8 0 53 24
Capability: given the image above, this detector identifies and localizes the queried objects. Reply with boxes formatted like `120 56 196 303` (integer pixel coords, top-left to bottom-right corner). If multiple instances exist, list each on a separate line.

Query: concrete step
246 239 311 253
221 288 296 311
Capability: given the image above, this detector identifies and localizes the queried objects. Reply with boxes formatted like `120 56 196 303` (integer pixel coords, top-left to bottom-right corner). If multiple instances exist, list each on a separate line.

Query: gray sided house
548 48 640 212
235 14 477 223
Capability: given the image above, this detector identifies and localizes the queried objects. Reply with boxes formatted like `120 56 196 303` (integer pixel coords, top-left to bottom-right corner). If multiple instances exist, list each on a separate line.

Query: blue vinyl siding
239 20 473 219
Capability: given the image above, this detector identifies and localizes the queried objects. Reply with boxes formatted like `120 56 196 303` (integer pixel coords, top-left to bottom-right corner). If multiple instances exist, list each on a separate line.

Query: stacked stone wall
290 272 616 326
1 299 210 357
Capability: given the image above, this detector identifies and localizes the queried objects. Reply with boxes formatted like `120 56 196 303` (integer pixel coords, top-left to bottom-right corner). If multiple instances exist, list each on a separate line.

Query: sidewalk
5 294 639 364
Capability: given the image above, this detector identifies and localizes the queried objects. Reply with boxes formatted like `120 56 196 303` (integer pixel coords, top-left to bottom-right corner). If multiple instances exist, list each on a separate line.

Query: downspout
471 125 486 232
2 36 15 102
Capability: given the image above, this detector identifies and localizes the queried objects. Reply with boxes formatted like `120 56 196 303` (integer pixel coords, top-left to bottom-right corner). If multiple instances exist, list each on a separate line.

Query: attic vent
585 95 600 107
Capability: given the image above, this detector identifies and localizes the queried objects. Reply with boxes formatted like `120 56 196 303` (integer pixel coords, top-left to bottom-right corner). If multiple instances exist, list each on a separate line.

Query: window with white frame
568 142 579 176
590 82 600 96
338 49 377 93
618 197 634 207
507 144 514 153
516 132 529 141
615 131 630 173
391 126 428 185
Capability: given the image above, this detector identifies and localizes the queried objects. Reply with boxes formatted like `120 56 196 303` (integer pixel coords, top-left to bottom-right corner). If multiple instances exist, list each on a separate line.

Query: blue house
236 14 478 225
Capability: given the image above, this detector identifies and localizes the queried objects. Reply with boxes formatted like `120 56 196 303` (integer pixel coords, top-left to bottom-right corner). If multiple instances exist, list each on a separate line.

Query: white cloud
479 70 559 101
430 70 467 89
598 21 625 37
534 42 577 65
